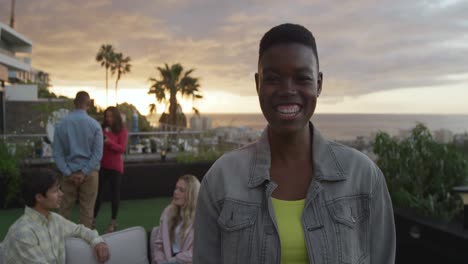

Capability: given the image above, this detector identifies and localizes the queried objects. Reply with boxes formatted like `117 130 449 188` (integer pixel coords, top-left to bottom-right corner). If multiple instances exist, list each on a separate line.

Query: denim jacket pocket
328 195 370 264
217 199 260 264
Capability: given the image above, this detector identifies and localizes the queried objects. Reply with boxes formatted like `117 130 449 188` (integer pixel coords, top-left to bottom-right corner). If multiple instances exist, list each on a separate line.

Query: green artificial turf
0 197 172 241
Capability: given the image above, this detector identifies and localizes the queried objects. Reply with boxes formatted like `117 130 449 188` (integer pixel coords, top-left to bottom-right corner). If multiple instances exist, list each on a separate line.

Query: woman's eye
297 76 313 81
263 75 280 82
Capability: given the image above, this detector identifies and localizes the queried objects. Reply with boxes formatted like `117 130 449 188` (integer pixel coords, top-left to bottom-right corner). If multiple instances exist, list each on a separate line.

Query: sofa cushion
0 242 3 264
65 226 149 264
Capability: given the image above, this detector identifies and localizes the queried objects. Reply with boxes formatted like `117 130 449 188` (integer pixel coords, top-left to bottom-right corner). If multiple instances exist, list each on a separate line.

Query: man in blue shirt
53 91 103 228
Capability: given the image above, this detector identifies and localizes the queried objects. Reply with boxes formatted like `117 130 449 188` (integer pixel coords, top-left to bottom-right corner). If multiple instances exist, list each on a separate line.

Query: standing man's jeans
59 170 99 228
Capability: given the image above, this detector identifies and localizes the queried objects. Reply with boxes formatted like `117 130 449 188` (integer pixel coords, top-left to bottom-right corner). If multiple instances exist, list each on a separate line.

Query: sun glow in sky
1 0 468 115
52 82 468 115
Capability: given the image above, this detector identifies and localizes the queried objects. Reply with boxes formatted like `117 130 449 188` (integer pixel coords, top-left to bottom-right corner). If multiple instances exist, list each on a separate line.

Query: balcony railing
0 47 14 57
1 129 243 165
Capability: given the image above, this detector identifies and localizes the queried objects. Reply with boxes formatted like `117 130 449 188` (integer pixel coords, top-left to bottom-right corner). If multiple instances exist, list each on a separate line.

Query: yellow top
271 197 309 264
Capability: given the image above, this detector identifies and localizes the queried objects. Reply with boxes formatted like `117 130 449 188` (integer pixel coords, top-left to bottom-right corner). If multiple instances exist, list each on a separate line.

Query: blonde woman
151 175 200 264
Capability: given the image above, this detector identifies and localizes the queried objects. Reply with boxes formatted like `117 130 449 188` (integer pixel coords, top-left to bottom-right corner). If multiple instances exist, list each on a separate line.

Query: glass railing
1 129 252 164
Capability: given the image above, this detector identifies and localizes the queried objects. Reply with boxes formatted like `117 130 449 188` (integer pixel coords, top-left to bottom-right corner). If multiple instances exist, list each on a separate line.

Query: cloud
0 0 467 105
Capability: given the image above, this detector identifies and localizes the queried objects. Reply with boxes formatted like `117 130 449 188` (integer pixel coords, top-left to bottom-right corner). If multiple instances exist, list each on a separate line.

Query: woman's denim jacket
193 124 396 264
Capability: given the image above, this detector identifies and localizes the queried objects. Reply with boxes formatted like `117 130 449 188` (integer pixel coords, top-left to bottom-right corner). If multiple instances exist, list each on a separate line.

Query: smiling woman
256 42 322 136
193 23 396 264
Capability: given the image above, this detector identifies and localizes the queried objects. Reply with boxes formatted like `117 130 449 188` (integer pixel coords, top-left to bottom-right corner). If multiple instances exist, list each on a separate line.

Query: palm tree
96 44 115 106
111 52 131 105
148 63 203 128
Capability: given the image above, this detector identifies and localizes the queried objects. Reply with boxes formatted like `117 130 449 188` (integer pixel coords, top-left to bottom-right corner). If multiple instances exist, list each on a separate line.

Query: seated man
2 169 110 264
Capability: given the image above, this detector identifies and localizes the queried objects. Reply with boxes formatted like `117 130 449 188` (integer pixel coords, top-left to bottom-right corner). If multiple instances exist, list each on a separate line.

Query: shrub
176 149 222 164
373 123 468 221
0 140 24 208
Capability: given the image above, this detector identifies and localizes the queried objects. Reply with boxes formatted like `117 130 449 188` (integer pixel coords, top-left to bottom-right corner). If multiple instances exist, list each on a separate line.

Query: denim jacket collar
248 122 346 188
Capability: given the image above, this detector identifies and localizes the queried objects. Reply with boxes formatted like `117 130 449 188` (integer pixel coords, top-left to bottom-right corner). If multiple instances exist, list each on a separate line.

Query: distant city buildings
397 129 412 139
433 129 454 144
454 133 468 146
190 115 212 130
212 126 261 146
337 127 468 162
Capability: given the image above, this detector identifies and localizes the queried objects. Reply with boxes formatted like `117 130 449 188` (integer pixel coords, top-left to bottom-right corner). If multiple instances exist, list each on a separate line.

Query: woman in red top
93 106 128 233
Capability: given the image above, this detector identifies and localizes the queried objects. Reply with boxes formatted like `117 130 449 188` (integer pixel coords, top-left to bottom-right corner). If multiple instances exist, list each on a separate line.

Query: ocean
191 113 468 141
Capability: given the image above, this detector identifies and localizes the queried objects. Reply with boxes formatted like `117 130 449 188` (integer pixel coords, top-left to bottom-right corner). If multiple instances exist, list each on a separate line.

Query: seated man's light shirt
272 197 309 264
2 206 104 264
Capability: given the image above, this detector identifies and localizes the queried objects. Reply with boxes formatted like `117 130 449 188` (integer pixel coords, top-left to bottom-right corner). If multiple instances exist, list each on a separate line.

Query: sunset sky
1 0 467 115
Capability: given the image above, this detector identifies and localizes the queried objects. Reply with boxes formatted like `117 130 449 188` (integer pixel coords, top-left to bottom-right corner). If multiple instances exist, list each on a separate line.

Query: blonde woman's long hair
167 174 201 244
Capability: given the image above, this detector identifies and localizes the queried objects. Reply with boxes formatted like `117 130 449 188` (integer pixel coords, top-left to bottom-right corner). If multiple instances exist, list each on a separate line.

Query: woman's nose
279 79 297 95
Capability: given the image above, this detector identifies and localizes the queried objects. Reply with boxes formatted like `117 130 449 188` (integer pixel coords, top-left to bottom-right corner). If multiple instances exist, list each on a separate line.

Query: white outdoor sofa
1 226 149 264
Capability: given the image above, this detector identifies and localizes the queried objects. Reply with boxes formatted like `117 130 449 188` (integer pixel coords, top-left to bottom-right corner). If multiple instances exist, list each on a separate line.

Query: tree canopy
148 63 202 128
374 123 468 221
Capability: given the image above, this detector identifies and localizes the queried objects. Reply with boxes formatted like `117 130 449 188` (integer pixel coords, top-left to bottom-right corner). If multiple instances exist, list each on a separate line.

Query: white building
433 129 454 144
454 133 468 146
0 21 32 133
397 129 412 140
190 115 212 130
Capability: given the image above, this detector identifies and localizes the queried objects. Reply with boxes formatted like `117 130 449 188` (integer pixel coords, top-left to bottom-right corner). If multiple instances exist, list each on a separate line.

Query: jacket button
307 227 313 232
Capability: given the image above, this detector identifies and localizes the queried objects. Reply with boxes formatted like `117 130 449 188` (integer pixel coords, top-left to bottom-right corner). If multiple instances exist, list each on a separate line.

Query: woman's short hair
259 23 319 69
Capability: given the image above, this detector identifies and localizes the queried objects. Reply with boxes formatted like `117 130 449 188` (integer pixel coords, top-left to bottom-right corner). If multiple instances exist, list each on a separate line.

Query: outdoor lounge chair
2 226 149 264
66 226 149 264
0 226 149 264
